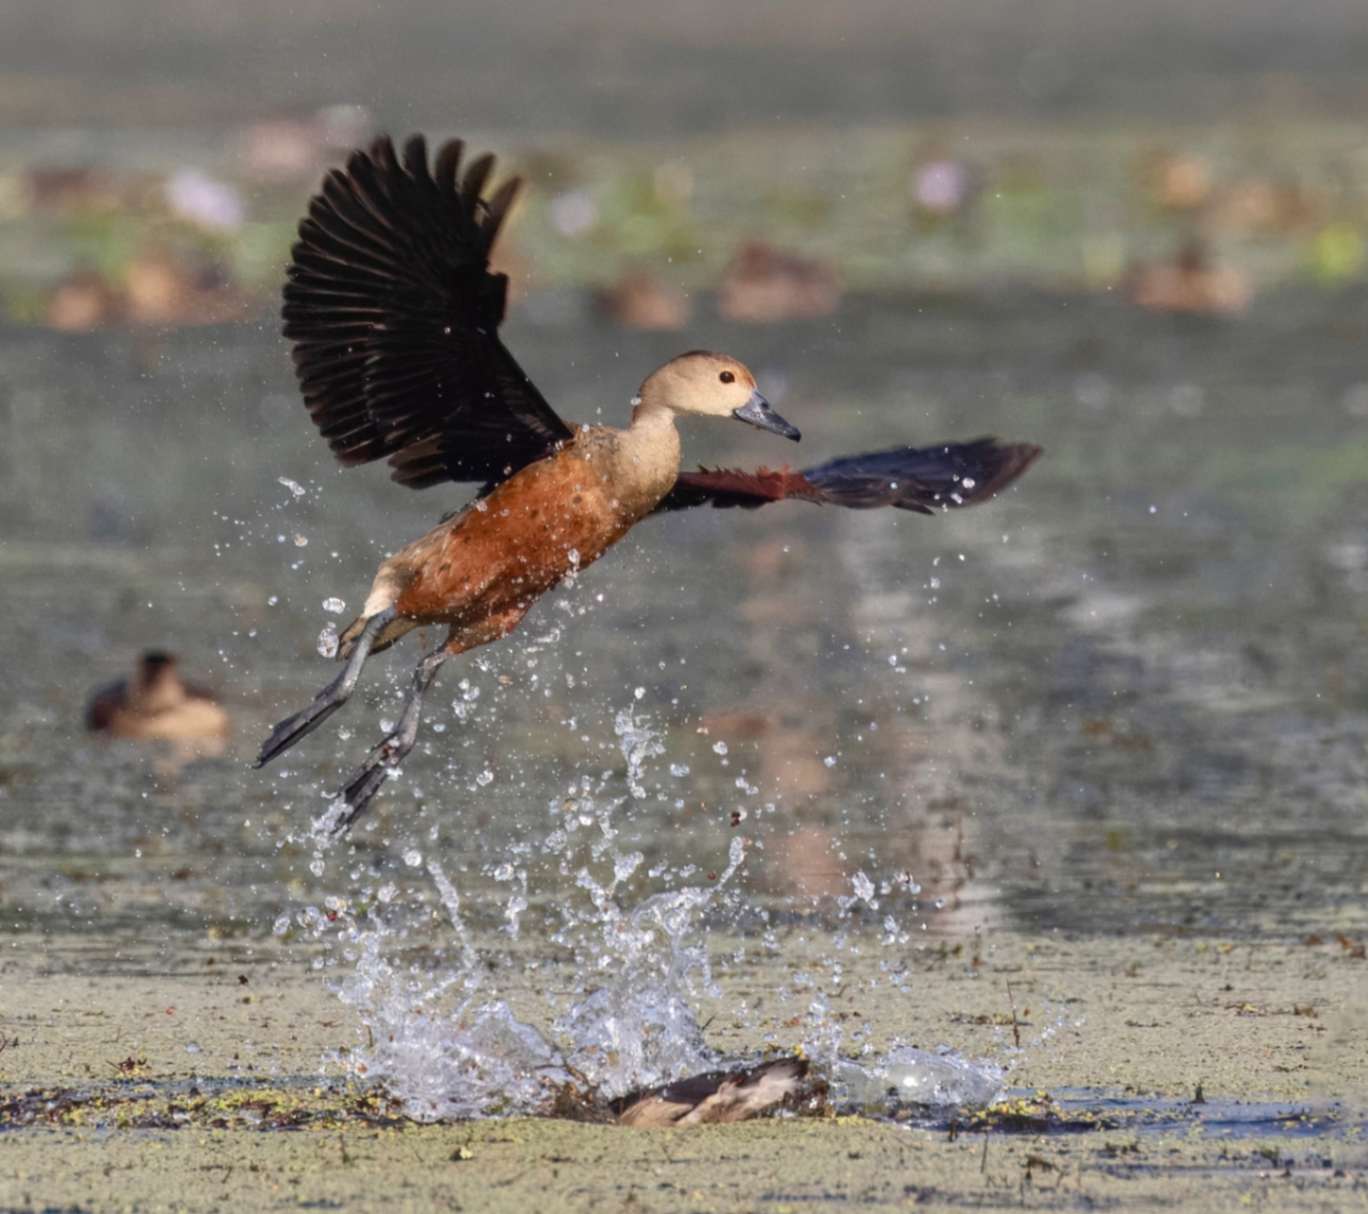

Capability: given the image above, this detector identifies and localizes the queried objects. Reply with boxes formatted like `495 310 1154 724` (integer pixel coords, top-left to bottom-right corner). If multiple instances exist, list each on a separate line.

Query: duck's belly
394 452 637 624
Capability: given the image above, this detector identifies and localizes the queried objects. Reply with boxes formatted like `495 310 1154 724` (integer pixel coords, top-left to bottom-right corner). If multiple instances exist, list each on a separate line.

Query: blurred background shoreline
8 0 1368 132
4 0 1368 329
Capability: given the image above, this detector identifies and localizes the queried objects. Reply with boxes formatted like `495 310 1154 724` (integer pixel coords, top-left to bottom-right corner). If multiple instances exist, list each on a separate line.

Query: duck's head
637 350 800 441
133 650 186 711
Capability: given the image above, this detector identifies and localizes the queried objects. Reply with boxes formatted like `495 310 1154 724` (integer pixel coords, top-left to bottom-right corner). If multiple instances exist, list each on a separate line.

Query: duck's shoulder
524 425 635 488
523 421 677 518
563 423 622 462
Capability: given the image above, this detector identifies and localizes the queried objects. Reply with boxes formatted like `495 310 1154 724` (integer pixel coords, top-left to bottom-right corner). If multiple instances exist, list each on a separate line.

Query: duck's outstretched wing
283 134 573 489
656 437 1041 514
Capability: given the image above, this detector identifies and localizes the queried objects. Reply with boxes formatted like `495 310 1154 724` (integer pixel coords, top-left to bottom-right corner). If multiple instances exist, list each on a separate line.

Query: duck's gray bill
733 390 801 442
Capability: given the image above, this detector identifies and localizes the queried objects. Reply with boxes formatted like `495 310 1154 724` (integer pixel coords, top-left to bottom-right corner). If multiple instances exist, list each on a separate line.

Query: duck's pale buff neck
623 399 682 464
606 398 682 512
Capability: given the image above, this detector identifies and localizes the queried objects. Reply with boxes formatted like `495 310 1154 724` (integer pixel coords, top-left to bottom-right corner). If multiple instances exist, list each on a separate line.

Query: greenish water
2 286 1366 973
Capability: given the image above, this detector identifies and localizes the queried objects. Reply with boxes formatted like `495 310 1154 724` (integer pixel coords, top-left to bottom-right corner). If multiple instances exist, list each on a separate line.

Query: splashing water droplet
615 707 665 798
613 852 644 886
851 871 875 903
322 596 346 614
317 623 339 658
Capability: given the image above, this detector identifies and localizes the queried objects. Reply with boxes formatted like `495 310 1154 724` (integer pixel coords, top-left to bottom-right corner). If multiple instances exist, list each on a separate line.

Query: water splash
293 700 1015 1121
332 929 560 1119
832 1047 1004 1112
555 840 749 1098
614 705 665 799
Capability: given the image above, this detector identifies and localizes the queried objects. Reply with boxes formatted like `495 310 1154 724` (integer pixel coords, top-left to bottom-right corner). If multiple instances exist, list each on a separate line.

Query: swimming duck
1128 239 1251 316
86 651 230 753
47 268 122 332
612 1057 818 1127
596 267 693 331
255 135 1041 830
717 239 842 324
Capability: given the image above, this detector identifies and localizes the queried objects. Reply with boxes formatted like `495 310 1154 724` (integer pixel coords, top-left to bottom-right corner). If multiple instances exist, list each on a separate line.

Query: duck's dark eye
719 370 735 384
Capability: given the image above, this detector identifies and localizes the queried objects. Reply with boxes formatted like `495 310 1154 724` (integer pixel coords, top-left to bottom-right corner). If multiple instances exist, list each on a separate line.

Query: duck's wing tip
800 436 1043 513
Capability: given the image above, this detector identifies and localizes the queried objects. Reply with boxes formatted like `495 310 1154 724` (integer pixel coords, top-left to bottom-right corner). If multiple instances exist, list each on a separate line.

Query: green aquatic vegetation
53 211 145 280
0 1082 408 1133
4 123 1368 320
222 219 297 293
1308 222 1366 283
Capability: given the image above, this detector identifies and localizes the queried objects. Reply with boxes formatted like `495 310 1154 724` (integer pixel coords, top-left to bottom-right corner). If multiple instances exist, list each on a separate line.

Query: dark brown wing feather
656 437 1041 514
282 133 573 488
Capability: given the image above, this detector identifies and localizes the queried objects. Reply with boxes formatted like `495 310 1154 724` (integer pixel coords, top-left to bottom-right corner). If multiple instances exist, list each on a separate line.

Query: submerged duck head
638 350 800 441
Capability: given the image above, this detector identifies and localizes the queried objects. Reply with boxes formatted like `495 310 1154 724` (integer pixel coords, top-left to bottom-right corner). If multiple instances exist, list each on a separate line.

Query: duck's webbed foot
330 645 449 834
255 608 398 768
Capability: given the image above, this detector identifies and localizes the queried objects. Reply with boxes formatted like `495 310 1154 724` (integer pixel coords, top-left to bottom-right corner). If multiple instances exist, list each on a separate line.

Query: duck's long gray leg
254 608 398 769
331 643 449 833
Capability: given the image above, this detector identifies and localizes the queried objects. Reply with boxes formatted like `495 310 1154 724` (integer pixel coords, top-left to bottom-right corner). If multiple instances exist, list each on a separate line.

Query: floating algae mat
0 1079 406 1133
3 1073 1358 1147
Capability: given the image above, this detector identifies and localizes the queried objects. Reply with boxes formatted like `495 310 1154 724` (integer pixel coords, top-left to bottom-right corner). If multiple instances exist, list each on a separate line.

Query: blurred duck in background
596 268 693 330
1128 239 1251 316
86 651 230 756
717 239 842 323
